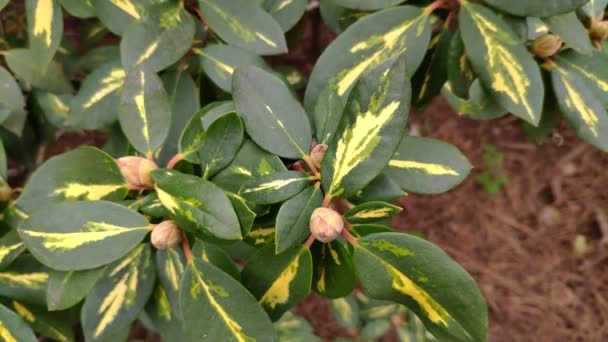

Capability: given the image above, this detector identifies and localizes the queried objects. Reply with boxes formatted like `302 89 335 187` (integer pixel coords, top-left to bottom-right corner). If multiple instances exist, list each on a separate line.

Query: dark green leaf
350 224 394 238
33 91 72 128
192 241 241 281
348 173 404 204
446 32 475 99
26 0 63 68
333 0 404 10
544 12 593 55
199 112 244 179
61 0 95 18
241 171 311 205
264 0 307 31
311 240 356 298
5 49 73 93
344 201 402 224
226 192 257 237
0 230 25 271
412 27 452 109
276 184 323 253
0 66 25 114
385 136 471 194
0 303 37 342
233 66 312 159
46 267 105 311
242 245 313 321
145 284 188 341
9 300 75 341
91 0 150 35
155 246 186 320
441 80 507 120
557 50 608 109
0 255 48 306
482 0 588 17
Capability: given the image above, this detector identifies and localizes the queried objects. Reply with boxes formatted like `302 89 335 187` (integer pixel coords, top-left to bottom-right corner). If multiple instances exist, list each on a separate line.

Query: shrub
0 0 606 341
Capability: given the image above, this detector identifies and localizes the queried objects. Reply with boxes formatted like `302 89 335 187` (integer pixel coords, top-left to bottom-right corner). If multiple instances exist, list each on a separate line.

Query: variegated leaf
264 0 307 32
33 91 72 128
350 224 394 238
82 244 155 341
240 171 311 205
19 201 151 271
241 245 313 321
354 233 487 342
557 50 608 109
551 65 608 151
233 66 312 160
441 80 507 120
349 173 404 204
459 3 544 125
198 112 244 180
386 136 472 194
226 192 257 237
311 240 356 299
91 0 151 35
244 225 277 247
9 147 128 227
26 0 63 68
46 267 106 311
155 246 186 320
544 12 593 56
152 169 242 240
330 295 360 332
60 0 95 18
304 5 431 114
482 0 588 17
0 303 37 342
0 230 25 271
274 311 320 341
180 257 275 341
118 66 171 157
199 0 287 55
344 201 402 224
333 0 405 10
276 184 323 254
192 240 241 281
0 255 49 306
321 54 410 199
9 301 74 342
145 284 188 341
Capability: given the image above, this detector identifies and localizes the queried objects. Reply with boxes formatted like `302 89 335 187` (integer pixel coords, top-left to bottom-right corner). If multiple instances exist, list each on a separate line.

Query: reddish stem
167 154 183 169
302 156 320 178
341 229 358 246
322 194 332 207
424 0 446 14
303 234 316 249
181 231 193 263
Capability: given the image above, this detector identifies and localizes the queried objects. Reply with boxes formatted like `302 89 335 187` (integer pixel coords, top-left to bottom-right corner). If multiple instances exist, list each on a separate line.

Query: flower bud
590 20 608 41
0 182 11 202
310 207 344 243
310 144 328 169
529 34 562 58
151 220 181 250
116 156 158 189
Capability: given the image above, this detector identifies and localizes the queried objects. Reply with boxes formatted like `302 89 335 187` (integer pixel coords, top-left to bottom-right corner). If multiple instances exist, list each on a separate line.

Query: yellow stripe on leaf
82 69 126 109
12 302 35 323
559 58 608 92
52 183 124 200
558 68 600 137
110 0 141 20
0 322 18 342
134 70 151 154
351 207 394 219
32 0 53 47
0 272 48 288
260 252 300 310
0 243 22 263
242 178 303 194
136 40 160 65
389 160 459 176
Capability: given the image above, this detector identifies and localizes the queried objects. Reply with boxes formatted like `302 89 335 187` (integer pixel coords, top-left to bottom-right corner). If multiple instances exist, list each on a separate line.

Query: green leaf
354 233 488 342
155 246 186 320
242 245 312 321
158 68 200 165
344 201 402 224
544 12 593 56
5 49 73 93
11 147 128 222
0 303 37 342
312 84 345 145
0 140 6 180
118 66 171 157
121 2 195 72
0 230 25 271
180 256 275 341
199 112 244 179
76 46 121 73
33 91 72 128
274 311 320 342
9 300 75 342
276 184 323 253
152 169 242 240
91 0 149 35
199 0 287 55
197 44 269 93
361 319 391 340
446 31 475 99
580 0 608 19
412 27 453 109
244 225 276 247
556 50 608 109
330 295 360 332
551 65 608 151
233 66 312 159
0 255 48 306
322 54 410 199
350 224 394 238
459 3 544 125
241 171 311 205
398 310 440 341
19 201 151 271
26 0 63 68
226 192 257 237
304 6 431 114
82 244 155 341
264 0 307 31
311 240 356 298
145 284 188 342
348 173 404 204
212 139 287 193
192 240 241 281
332 0 404 10
60 0 95 18
441 80 507 120
67 60 125 129
46 267 105 311
482 0 588 17
385 136 472 194
0 66 25 114
178 101 235 163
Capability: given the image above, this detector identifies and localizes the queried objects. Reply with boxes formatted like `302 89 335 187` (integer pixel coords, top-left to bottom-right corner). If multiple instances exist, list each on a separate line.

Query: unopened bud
310 144 328 169
151 220 181 250
590 20 608 41
310 207 344 243
529 34 562 58
116 156 158 189
0 182 11 202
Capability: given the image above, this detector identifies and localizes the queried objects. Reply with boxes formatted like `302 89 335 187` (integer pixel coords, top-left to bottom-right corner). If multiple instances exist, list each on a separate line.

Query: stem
303 234 316 249
167 154 183 169
341 229 358 246
322 194 332 207
424 0 446 14
181 231 193 263
302 156 320 178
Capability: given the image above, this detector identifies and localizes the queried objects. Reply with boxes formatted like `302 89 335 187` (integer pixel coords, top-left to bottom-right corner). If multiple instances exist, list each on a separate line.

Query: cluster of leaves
11 0 608 341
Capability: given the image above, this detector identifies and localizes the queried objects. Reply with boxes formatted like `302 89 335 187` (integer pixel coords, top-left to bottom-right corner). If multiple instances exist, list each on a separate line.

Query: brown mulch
297 97 608 342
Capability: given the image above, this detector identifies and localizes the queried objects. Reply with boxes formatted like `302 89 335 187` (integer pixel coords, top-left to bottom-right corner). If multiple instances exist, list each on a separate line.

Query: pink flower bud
151 220 181 250
310 144 328 169
310 207 344 243
116 156 158 189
